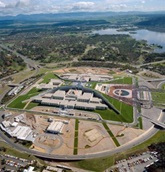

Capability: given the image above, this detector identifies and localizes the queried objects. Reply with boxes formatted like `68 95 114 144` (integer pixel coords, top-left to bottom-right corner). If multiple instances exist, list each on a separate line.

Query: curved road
157 80 165 89
0 110 164 160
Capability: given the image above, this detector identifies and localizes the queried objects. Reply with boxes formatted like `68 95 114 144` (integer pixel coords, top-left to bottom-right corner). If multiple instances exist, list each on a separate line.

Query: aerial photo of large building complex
0 0 165 172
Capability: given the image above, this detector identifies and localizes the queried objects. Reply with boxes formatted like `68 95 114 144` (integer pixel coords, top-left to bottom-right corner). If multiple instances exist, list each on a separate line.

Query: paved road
157 80 165 89
0 44 39 70
136 60 165 68
0 110 164 160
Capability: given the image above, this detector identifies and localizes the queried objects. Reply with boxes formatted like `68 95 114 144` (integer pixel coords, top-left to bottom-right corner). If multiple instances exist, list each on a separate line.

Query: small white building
23 166 35 172
47 121 64 134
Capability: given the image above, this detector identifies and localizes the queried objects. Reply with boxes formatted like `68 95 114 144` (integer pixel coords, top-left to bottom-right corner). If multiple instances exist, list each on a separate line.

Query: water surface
92 28 165 53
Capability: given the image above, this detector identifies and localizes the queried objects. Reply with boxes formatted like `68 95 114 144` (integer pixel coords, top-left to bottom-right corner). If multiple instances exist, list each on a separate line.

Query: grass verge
138 117 143 129
102 123 120 147
73 119 79 155
41 73 58 84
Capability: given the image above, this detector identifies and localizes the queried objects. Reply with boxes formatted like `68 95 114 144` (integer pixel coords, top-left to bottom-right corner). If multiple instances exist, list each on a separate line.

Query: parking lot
0 154 34 172
106 151 158 172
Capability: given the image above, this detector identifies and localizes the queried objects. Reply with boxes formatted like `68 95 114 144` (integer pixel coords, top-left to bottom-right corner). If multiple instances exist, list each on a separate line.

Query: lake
92 28 165 53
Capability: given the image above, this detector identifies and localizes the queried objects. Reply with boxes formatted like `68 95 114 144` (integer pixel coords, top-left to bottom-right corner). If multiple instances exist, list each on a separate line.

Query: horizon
0 0 165 16
0 10 165 18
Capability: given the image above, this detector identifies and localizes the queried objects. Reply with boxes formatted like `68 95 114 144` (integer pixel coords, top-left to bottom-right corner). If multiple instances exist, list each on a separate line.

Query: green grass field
72 131 165 172
25 102 39 110
162 84 165 90
8 88 41 109
73 119 79 155
152 91 165 105
110 77 133 85
138 117 143 129
41 72 58 84
97 93 133 123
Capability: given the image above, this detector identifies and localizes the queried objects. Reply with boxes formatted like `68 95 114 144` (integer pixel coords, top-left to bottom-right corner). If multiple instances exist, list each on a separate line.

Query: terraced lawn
97 93 133 123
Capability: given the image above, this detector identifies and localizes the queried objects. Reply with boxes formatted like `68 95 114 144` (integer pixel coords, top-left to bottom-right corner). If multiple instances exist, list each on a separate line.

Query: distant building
33 88 108 111
37 79 62 90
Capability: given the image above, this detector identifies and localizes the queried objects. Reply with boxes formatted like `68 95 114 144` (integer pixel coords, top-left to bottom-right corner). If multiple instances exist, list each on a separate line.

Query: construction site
0 110 146 156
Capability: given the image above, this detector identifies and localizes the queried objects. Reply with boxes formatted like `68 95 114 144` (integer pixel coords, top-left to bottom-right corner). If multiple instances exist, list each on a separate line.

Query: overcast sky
0 0 164 16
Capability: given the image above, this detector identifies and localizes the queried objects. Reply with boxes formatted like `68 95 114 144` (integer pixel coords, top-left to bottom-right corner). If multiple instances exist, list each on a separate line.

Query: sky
0 0 164 16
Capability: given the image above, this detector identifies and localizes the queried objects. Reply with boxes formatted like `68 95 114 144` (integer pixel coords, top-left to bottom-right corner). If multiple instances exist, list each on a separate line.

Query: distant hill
0 11 165 22
136 14 165 31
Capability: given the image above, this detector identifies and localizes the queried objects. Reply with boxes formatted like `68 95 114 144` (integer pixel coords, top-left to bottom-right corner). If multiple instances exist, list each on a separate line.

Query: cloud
0 1 6 8
0 0 164 16
71 1 95 11
15 0 30 8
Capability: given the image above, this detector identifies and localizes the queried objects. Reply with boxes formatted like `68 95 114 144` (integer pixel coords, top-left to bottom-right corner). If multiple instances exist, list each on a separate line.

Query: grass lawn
162 84 165 90
138 117 143 129
110 77 132 85
41 72 58 84
103 123 120 147
72 131 165 172
25 102 39 110
73 119 79 155
152 91 165 104
8 88 41 109
97 94 133 123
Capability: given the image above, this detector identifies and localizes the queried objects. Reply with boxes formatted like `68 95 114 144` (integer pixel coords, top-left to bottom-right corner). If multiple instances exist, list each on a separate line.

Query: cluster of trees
13 32 148 64
0 50 26 78
144 52 165 63
136 14 165 32
147 142 165 172
142 63 165 75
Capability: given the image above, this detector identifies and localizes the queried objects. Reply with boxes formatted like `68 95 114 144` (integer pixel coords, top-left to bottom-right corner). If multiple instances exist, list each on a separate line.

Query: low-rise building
47 121 64 134
53 90 66 100
2 120 11 128
77 92 93 102
23 166 35 172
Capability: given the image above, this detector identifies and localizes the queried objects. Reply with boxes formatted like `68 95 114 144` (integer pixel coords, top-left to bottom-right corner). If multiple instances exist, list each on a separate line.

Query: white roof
11 122 18 127
23 166 35 172
11 126 32 140
78 92 93 100
2 121 11 128
42 93 53 98
53 90 66 97
41 98 60 105
90 97 101 103
50 79 62 84
47 121 64 133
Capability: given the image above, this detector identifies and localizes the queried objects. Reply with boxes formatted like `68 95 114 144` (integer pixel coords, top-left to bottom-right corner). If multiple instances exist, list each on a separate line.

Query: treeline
144 53 165 63
72 61 138 73
147 142 165 172
136 15 165 32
